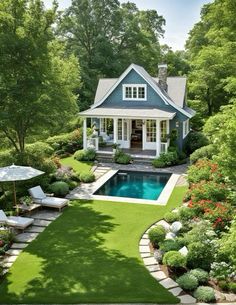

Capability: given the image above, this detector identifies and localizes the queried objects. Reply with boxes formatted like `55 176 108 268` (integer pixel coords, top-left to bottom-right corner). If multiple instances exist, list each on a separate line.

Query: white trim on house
90 63 193 118
122 84 147 101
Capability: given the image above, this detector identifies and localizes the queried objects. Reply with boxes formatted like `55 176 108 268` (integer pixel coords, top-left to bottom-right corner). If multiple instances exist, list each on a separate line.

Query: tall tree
59 0 165 110
160 45 190 76
186 0 236 116
204 100 236 184
0 0 80 153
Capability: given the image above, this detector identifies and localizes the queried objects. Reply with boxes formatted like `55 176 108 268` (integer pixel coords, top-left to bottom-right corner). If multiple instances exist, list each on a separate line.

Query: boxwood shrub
190 144 215 164
49 181 69 197
79 172 95 183
148 225 166 248
164 211 179 223
152 151 178 168
176 273 199 290
189 268 209 283
163 251 187 268
193 286 215 302
159 239 181 252
74 148 96 162
114 150 132 164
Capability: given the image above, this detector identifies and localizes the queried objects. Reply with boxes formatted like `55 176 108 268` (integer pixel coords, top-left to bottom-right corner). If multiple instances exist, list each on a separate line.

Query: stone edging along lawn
139 220 197 305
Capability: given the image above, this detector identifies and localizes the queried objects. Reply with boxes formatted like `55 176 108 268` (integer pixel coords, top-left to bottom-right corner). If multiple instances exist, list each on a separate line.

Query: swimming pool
94 170 171 200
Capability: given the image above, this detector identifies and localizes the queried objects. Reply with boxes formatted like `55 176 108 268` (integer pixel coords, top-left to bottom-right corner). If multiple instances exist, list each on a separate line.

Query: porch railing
160 142 168 154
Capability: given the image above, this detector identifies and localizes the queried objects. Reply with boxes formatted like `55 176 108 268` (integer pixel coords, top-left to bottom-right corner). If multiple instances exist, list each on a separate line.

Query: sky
43 0 213 50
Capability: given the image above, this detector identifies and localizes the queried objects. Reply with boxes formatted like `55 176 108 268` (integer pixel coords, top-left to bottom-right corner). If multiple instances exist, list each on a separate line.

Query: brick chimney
158 64 168 91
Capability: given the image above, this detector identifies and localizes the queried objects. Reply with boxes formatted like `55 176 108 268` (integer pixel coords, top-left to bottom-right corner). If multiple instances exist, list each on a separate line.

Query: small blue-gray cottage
80 63 195 157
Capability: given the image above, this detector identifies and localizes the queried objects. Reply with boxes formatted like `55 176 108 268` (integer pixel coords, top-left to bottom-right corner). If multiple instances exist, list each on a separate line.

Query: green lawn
0 186 187 304
60 156 93 173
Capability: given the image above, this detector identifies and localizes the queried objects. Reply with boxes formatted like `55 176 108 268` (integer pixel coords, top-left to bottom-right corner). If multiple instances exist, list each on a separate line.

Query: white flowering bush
210 262 233 280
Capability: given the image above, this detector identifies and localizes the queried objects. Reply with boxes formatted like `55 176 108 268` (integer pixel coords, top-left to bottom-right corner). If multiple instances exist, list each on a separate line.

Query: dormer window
123 84 147 101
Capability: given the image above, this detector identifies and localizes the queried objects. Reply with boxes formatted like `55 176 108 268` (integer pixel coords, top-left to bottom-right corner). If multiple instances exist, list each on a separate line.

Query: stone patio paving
1 209 62 273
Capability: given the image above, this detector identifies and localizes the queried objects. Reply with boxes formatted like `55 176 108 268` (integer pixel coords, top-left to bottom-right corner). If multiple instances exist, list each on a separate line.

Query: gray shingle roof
94 75 187 108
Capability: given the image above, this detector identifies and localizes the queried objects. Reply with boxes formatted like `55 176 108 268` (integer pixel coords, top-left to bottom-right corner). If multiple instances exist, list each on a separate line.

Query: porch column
113 118 118 143
156 119 161 157
83 118 87 149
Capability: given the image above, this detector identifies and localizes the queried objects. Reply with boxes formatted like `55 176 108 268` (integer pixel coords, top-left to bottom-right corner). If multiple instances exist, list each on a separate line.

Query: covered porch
80 108 176 158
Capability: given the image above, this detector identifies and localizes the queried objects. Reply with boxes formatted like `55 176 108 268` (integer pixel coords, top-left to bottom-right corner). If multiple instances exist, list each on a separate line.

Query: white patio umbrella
0 164 44 206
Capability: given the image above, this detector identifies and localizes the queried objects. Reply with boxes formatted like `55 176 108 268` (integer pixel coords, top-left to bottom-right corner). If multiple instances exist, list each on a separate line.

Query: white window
183 119 190 138
146 120 156 142
123 84 147 101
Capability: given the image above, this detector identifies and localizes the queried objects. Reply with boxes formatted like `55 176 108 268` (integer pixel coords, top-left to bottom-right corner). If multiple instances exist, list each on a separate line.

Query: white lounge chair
28 186 68 211
0 210 34 230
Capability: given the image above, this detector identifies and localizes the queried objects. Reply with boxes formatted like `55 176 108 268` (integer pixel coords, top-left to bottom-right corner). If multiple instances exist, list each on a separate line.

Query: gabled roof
94 76 187 108
92 64 193 118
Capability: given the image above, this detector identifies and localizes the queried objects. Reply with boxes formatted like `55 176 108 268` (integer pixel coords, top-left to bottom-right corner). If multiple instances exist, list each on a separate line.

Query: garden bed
144 159 236 303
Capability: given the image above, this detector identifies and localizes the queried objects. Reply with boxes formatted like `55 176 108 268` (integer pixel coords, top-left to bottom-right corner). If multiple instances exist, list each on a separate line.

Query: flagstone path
139 219 196 304
1 209 61 273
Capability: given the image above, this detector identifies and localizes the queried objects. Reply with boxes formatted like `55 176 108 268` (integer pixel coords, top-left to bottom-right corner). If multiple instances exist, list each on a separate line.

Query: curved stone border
139 220 197 304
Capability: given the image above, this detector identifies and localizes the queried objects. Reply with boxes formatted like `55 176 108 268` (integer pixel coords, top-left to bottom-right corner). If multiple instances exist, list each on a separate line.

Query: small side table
14 203 41 215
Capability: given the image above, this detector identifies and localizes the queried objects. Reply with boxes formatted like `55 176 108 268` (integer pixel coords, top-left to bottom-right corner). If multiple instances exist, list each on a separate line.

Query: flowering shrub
188 180 227 203
203 202 232 230
188 199 232 230
187 159 224 185
210 262 233 281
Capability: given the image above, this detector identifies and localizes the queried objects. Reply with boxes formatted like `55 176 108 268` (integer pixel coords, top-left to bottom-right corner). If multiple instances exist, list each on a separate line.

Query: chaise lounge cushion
0 210 8 224
28 186 46 201
0 210 34 229
29 186 69 209
40 197 68 208
7 216 34 229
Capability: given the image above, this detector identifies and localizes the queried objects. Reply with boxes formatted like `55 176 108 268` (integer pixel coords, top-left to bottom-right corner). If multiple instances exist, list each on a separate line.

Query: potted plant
19 196 33 206
111 143 120 153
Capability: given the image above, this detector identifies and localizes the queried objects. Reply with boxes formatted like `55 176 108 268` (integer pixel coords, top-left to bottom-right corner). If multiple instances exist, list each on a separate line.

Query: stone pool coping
67 167 181 205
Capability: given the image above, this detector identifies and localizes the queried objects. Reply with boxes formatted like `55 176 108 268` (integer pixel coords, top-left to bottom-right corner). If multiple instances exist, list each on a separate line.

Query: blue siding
97 68 189 151
100 69 172 110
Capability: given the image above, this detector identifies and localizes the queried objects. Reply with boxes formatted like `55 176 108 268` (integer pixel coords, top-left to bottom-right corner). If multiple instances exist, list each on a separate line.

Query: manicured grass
0 186 187 304
60 156 93 173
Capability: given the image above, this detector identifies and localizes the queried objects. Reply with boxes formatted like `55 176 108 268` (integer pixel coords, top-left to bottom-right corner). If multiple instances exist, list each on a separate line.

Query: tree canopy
186 0 236 116
59 0 165 110
0 0 81 153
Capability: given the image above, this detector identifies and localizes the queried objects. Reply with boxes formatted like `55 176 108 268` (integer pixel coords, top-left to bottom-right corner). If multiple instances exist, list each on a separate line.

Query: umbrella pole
13 181 18 215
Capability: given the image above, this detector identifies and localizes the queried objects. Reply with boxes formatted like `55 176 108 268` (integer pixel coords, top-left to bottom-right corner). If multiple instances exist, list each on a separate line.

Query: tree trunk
206 88 213 116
